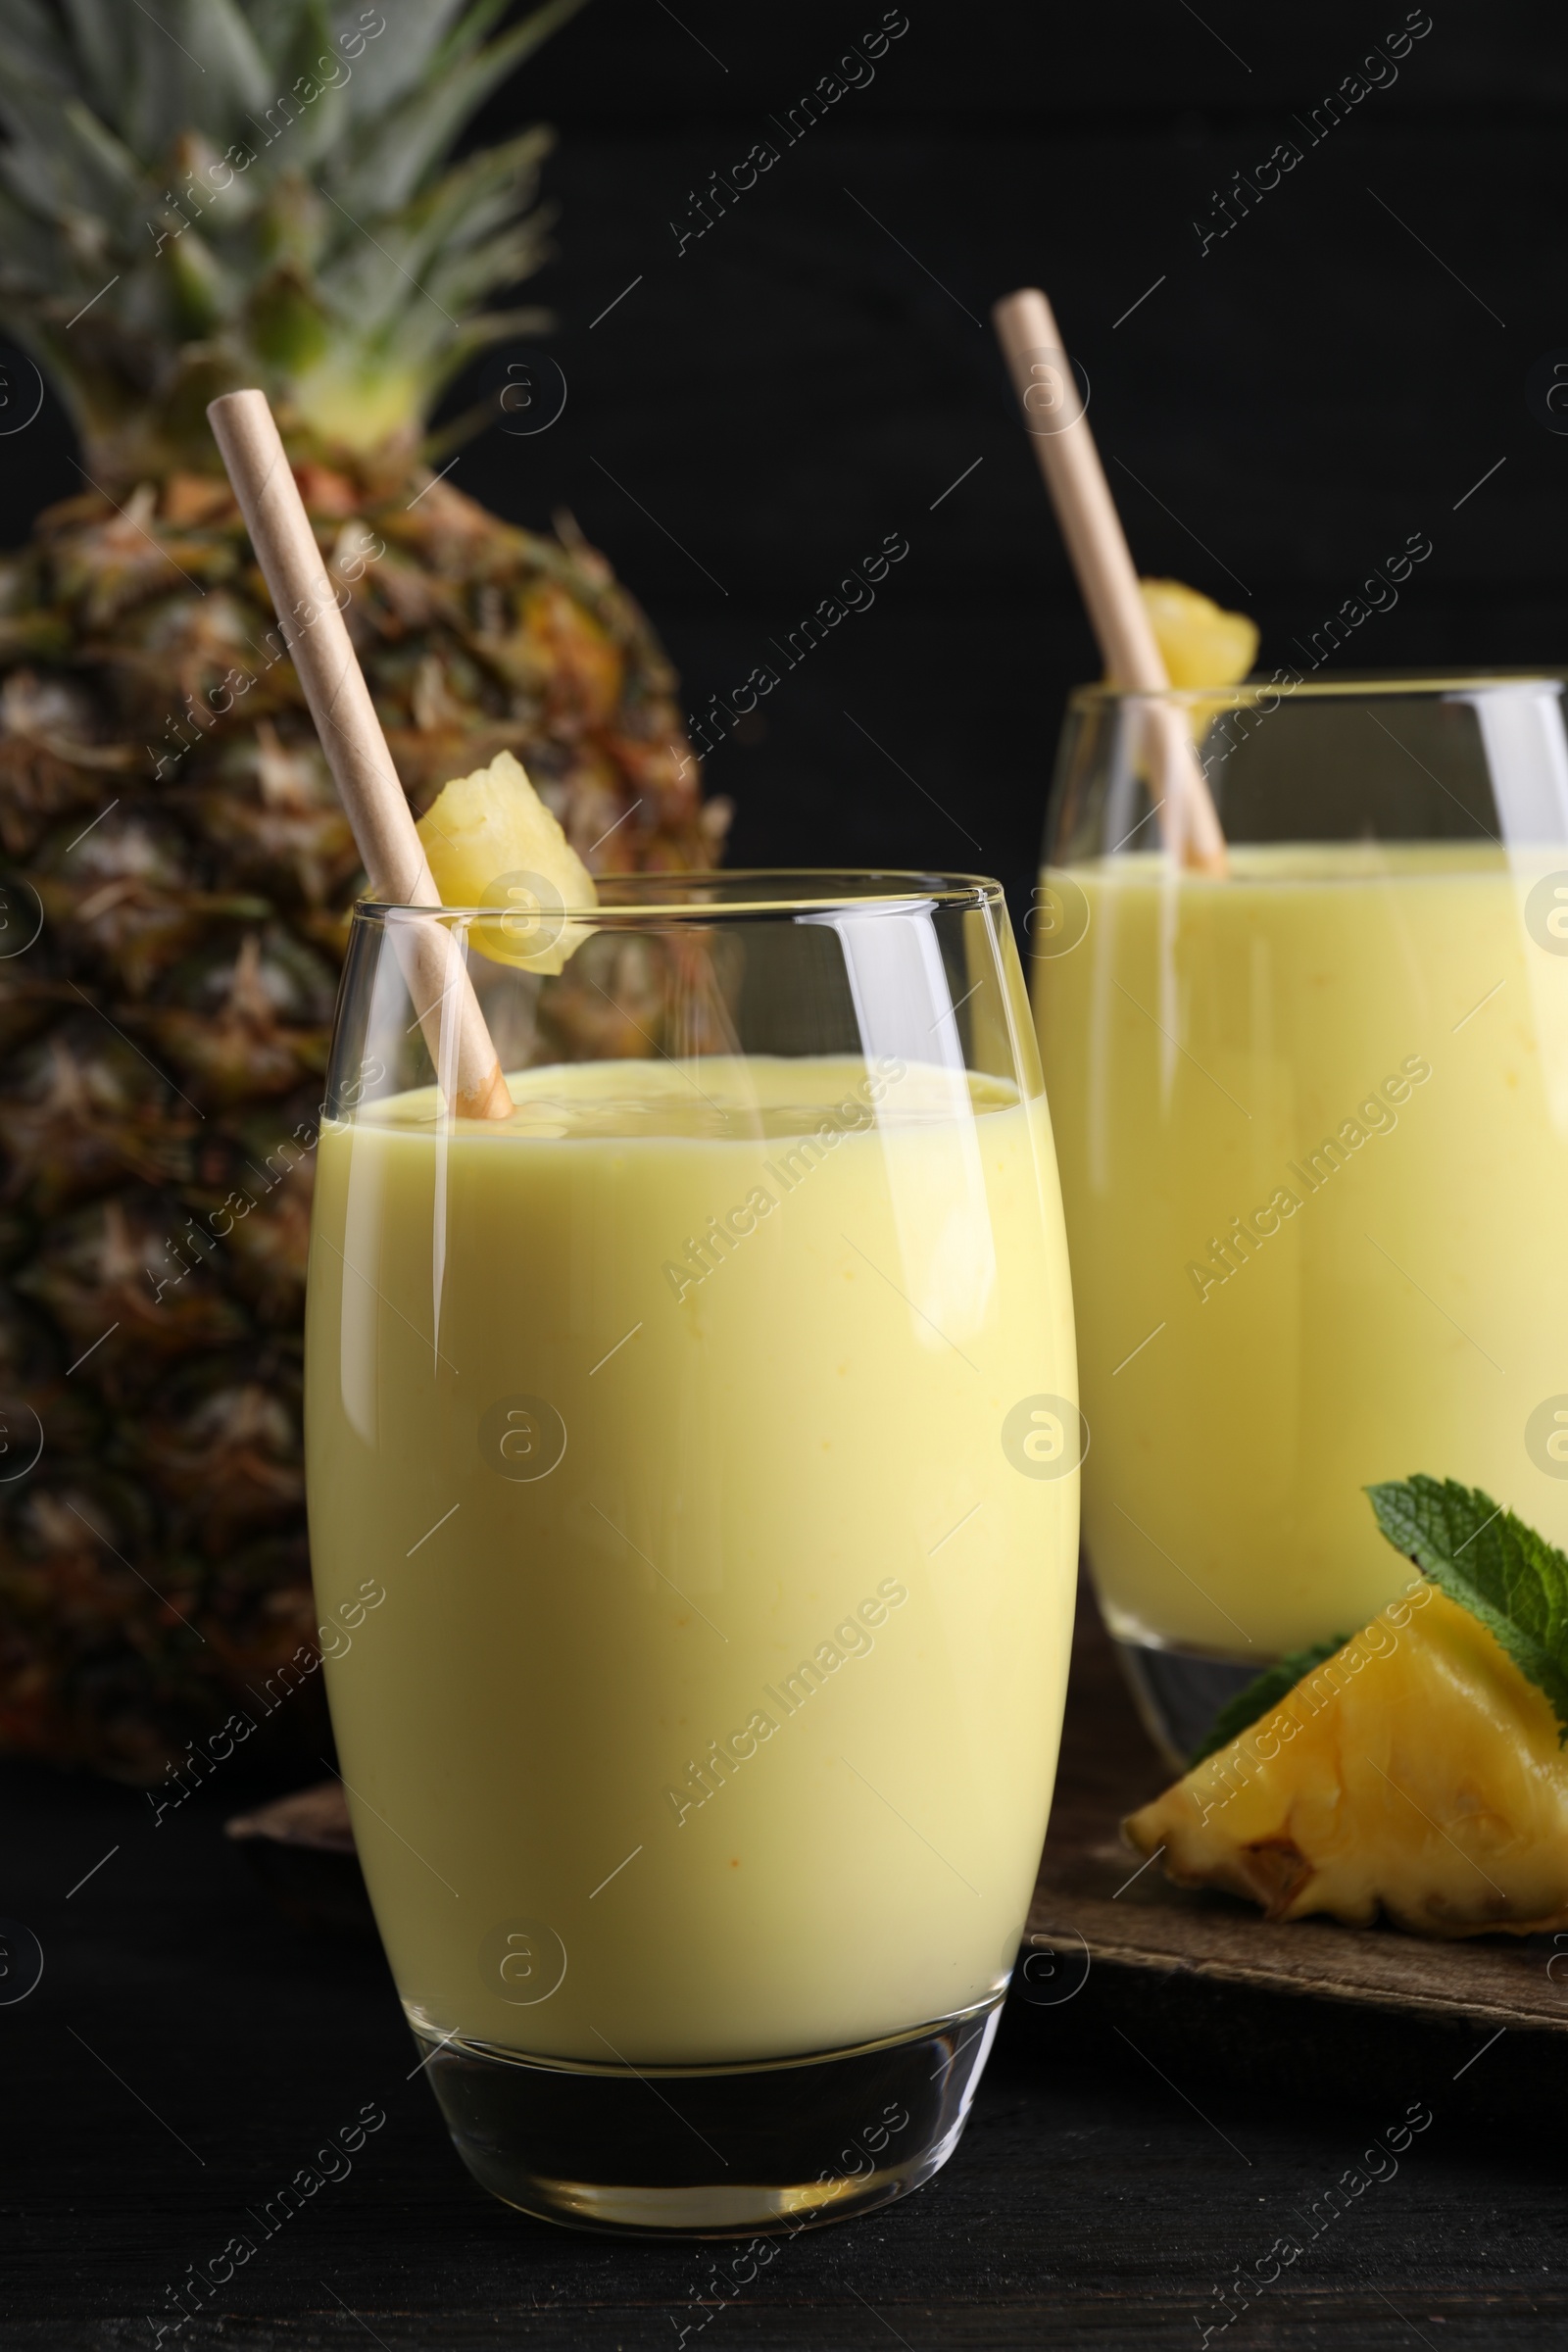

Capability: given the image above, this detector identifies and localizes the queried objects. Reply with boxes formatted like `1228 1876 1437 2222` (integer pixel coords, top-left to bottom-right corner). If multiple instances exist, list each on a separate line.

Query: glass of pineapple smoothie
305 872 1078 2234
1033 675 1568 1766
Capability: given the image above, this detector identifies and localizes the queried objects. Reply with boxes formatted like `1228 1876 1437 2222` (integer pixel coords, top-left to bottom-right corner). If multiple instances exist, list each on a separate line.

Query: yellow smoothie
1035 841 1568 1660
306 1054 1077 2065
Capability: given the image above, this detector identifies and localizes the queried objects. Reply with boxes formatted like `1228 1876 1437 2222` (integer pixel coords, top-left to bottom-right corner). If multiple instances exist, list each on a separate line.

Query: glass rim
355 867 1005 923
1066 668 1566 713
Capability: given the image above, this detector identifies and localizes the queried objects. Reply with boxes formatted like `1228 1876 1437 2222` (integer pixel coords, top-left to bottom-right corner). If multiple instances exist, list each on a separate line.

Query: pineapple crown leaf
0 0 589 471
56 0 277 155
60 93 147 191
422 213 555 324
1366 1475 1568 1744
336 0 513 122
328 128 555 321
339 0 583 215
0 0 78 104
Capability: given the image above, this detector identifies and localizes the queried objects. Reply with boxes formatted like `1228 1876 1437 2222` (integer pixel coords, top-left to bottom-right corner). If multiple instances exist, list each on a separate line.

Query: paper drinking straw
207 390 513 1116
991 287 1229 875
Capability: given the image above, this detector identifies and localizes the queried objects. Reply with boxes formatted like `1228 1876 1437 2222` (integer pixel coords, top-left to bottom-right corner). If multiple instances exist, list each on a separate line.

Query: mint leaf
1366 1475 1568 1743
1189 1636 1348 1766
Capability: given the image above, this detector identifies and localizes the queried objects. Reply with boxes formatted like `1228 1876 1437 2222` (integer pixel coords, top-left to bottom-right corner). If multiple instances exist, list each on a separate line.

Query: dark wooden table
5 1596 1563 2349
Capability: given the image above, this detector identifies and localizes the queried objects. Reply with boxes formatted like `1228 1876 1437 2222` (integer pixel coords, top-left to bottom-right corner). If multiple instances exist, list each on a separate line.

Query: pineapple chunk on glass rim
416 750 598 974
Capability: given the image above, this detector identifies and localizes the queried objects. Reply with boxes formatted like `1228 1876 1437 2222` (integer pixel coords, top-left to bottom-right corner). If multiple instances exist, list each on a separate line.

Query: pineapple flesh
417 750 596 975
1139 577 1258 687
1125 1587 1568 1937
0 0 718 1778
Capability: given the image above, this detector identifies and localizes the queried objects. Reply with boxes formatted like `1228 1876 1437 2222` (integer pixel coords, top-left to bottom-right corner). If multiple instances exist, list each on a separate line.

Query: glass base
1112 1633 1261 1774
413 1999 1003 2237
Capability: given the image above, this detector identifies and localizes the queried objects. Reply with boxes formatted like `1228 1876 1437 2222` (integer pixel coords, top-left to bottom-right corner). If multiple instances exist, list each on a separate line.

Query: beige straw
207 390 513 1118
992 288 1228 876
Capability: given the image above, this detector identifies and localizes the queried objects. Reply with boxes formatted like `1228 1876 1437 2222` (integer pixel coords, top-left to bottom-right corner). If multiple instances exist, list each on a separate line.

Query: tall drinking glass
1033 676 1568 1766
306 872 1078 2234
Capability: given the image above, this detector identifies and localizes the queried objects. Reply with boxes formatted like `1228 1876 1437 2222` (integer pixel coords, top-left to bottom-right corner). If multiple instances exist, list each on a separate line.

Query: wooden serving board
229 1586 1568 2108
1025 1586 1568 2113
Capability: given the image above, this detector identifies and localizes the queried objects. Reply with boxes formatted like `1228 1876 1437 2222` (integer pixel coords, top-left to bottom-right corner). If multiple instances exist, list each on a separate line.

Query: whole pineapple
0 0 721 1780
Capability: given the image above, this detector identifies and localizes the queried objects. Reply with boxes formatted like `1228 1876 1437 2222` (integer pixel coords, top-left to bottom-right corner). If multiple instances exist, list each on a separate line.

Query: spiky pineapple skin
0 464 714 1780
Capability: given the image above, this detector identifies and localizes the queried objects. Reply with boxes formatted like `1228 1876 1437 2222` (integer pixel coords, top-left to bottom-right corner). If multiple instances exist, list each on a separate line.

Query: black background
6 0 1565 927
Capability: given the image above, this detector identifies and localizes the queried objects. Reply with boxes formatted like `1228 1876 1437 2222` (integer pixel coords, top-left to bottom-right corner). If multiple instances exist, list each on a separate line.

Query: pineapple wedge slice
416 749 596 974
1139 576 1257 687
1124 1586 1568 1937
